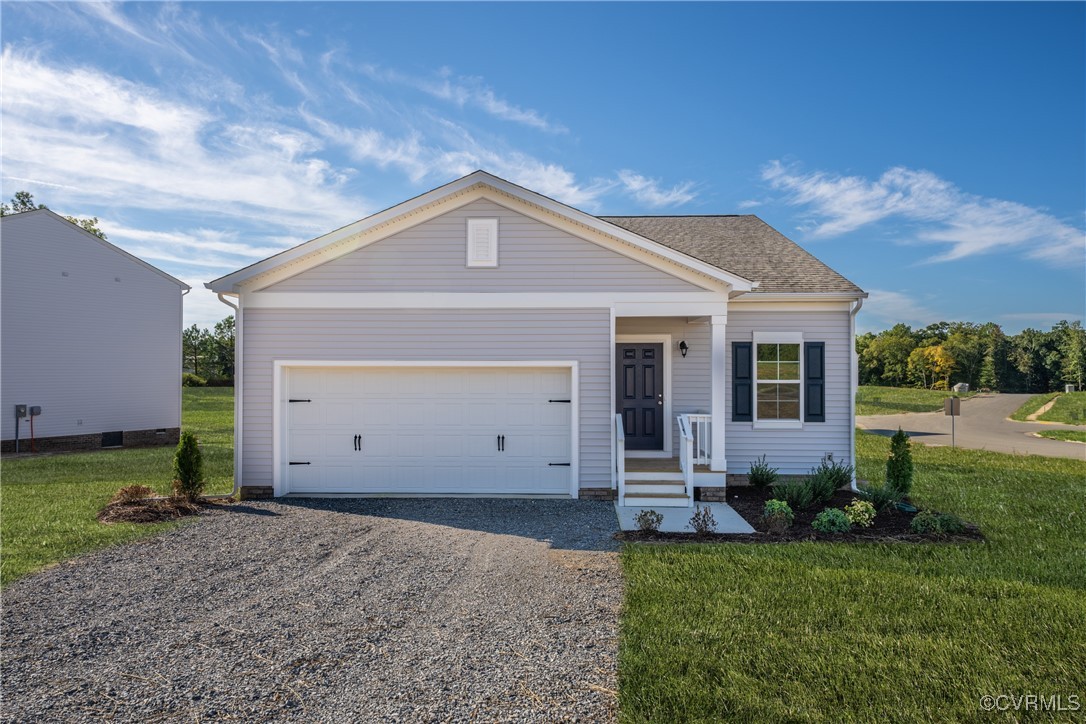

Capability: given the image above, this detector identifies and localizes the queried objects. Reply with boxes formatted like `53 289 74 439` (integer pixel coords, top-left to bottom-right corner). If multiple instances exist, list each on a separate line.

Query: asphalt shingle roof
598 214 864 295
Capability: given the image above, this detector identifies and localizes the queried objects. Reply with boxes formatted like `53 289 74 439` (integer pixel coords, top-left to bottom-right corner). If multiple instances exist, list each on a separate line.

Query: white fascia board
207 170 756 294
243 291 729 315
732 292 868 302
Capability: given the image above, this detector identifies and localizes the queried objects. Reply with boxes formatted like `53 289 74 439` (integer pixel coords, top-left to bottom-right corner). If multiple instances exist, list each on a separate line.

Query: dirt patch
617 488 984 544
97 497 231 525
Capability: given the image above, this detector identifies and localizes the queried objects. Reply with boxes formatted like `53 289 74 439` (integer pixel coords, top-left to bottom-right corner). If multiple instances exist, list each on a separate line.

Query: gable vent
466 218 498 267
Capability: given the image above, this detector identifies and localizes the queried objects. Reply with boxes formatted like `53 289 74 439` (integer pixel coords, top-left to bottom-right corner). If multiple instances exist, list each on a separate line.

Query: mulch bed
617 487 984 544
97 497 232 525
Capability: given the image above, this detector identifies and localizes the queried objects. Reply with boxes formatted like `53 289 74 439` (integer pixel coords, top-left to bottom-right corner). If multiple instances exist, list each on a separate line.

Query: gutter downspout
849 297 864 492
207 292 242 501
180 289 189 455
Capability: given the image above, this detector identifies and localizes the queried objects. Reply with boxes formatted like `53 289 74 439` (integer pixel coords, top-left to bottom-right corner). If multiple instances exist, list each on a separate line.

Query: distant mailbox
952 382 969 394
944 397 961 416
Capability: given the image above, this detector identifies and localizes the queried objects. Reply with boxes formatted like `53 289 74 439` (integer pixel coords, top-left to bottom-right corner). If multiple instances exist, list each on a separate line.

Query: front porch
615 412 724 508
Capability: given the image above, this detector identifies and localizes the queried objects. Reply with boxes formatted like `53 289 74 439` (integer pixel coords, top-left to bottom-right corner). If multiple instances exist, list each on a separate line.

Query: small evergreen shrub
110 485 155 504
886 428 914 497
773 480 814 511
172 432 205 502
688 505 718 535
748 455 779 489
857 482 902 513
634 509 664 533
762 499 794 533
182 373 207 387
806 468 838 505
911 511 966 536
844 499 876 528
815 458 855 490
812 508 852 534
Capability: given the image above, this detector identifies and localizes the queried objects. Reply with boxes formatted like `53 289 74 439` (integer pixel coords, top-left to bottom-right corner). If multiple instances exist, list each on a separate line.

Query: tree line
857 320 1085 393
182 317 235 384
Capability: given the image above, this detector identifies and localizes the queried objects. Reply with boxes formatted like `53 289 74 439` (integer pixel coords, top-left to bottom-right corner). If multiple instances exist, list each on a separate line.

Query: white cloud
616 170 697 209
737 199 763 210
763 160 1085 266
858 289 940 333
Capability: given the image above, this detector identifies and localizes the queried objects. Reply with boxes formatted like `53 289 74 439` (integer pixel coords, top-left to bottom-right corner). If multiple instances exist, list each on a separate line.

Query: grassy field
1037 392 1086 425
0 388 233 585
856 385 976 415
1037 429 1086 443
619 432 1086 722
1008 391 1061 421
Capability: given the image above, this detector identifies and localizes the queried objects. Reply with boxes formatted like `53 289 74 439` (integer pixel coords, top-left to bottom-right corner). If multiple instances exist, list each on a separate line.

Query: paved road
858 393 1085 460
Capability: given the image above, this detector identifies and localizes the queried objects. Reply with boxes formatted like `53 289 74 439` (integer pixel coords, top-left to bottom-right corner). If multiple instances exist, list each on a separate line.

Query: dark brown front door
616 343 664 450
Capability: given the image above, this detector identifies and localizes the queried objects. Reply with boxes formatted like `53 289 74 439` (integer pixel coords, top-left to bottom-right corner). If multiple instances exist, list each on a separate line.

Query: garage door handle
354 434 362 452
497 435 505 452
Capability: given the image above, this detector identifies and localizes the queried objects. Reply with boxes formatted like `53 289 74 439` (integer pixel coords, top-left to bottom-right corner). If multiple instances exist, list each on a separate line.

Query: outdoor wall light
679 340 689 358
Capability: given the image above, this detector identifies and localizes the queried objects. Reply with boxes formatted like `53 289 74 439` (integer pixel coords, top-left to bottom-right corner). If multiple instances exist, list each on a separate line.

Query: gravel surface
2 499 621 722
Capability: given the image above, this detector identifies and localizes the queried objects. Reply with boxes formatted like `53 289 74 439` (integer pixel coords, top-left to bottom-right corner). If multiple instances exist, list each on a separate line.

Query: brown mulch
97 497 232 525
617 487 984 544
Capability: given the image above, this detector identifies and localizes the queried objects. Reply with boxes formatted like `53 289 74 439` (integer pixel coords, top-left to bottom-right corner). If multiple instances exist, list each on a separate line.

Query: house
1 210 189 453
207 171 865 507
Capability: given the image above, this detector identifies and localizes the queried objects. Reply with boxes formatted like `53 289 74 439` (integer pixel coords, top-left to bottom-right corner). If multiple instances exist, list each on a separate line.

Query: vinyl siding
265 199 704 293
0 212 183 441
615 317 711 452
241 308 612 491
725 311 853 474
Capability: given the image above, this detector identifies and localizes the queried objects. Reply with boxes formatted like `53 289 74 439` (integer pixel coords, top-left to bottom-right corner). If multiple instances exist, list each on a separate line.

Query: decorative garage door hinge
289 461 311 465
548 399 571 403
548 462 571 466
288 399 311 403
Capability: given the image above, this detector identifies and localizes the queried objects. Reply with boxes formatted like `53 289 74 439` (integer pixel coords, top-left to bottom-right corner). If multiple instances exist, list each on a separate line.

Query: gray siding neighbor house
1 210 189 453
207 171 866 507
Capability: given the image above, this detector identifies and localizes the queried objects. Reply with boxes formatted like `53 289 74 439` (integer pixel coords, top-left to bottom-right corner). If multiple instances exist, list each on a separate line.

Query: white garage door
284 366 573 495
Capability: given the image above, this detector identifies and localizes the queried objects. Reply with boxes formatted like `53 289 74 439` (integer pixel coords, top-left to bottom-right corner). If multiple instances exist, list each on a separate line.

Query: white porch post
710 314 727 472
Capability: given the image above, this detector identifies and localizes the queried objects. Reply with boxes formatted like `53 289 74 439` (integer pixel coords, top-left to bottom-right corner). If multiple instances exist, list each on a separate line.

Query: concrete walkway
858 393 1085 460
615 501 755 533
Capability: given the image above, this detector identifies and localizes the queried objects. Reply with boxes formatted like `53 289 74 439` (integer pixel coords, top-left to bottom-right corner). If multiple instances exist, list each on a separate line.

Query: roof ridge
598 214 751 219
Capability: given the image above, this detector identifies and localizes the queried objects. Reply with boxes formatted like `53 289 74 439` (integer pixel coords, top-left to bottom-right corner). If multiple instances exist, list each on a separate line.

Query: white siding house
1 210 189 452
208 171 866 506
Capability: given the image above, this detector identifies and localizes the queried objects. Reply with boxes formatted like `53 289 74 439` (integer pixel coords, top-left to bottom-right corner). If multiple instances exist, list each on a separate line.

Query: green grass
1009 391 1061 421
0 388 233 585
1037 392 1086 425
1036 429 1086 443
619 432 1086 722
856 385 976 416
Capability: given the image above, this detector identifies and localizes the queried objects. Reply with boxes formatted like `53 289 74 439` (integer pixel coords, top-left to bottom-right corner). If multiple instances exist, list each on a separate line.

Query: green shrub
857 482 902 512
634 509 664 533
110 485 155 504
762 499 794 533
886 428 914 497
172 432 205 502
688 505 718 535
815 458 855 489
773 480 814 511
911 510 966 536
844 499 876 528
182 373 207 387
748 455 779 489
806 469 837 505
812 508 852 534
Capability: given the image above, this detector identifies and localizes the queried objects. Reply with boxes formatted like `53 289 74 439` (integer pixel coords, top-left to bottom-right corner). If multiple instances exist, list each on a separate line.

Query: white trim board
271 360 580 499
615 334 673 456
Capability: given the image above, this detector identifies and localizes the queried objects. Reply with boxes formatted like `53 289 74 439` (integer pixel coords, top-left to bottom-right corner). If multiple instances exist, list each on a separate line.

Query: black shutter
805 341 825 422
732 342 753 422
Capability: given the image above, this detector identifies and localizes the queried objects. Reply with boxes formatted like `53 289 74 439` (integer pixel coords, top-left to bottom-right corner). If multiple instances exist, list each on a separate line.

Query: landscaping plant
844 499 876 528
688 506 718 535
182 373 207 387
762 499 794 533
747 455 779 489
109 485 155 504
172 431 205 502
811 508 852 534
910 510 966 536
858 481 902 513
806 467 838 505
772 480 814 511
886 428 913 497
634 509 664 534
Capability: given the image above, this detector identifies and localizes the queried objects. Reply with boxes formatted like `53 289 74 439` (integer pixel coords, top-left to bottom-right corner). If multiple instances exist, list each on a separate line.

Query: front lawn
619 432 1086 722
1037 429 1086 443
856 385 975 415
0 388 233 586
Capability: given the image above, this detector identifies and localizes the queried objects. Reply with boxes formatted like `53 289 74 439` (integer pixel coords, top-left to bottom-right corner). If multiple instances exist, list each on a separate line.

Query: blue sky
3 1 1083 332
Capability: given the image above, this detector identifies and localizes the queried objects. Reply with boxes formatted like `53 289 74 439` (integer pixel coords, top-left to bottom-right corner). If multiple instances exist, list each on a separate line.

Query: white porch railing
614 414 626 502
676 416 695 507
686 413 712 466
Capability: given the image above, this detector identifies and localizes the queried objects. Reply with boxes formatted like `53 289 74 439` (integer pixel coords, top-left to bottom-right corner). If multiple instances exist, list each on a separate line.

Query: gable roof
598 215 864 295
0 209 190 290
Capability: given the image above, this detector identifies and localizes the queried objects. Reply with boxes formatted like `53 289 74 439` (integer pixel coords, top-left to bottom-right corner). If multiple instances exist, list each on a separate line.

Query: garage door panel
286 366 572 495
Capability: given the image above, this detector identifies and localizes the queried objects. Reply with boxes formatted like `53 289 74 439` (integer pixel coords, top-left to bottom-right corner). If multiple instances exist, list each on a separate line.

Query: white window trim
752 332 804 430
466 218 498 268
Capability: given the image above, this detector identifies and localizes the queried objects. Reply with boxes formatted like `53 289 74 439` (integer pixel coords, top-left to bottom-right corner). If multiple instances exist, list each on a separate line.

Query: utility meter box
14 404 27 419
29 406 41 416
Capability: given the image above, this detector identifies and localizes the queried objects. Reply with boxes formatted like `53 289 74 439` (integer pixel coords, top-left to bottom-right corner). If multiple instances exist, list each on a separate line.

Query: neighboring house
1 210 189 453
207 171 865 507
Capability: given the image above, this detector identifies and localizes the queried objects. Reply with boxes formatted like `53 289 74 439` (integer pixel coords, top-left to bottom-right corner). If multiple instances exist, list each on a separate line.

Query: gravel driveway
1 499 621 722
